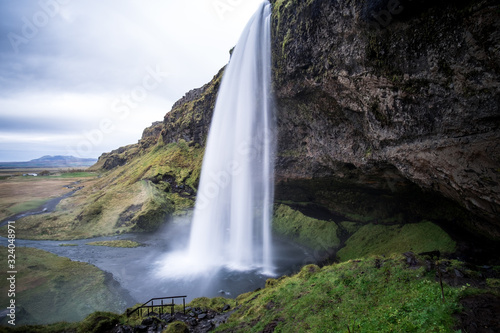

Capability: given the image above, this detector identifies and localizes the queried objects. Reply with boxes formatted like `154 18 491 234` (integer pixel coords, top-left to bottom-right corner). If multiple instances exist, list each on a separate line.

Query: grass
337 221 457 261
0 246 128 326
56 172 96 178
8 199 49 214
86 240 142 248
186 297 236 312
215 255 468 332
0 176 86 221
273 204 340 251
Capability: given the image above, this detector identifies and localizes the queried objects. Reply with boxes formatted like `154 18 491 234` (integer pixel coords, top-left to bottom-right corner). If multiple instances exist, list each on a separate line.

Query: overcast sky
0 0 264 162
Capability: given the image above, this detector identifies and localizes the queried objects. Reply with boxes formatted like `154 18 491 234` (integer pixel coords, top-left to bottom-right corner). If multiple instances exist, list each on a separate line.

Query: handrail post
183 297 186 314
171 298 174 315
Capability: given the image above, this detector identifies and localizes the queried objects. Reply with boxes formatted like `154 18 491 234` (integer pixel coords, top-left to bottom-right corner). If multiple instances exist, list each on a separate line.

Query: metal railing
126 295 187 318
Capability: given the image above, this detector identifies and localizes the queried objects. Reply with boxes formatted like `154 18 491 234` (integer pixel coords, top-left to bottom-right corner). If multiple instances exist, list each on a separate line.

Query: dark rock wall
270 0 500 238
161 69 224 145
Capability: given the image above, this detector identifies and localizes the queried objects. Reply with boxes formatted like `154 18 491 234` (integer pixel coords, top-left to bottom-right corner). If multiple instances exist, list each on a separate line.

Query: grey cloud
0 115 95 134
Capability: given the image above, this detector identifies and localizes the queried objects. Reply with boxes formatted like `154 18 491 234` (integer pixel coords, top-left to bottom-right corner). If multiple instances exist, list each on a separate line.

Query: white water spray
156 1 275 278
187 1 275 275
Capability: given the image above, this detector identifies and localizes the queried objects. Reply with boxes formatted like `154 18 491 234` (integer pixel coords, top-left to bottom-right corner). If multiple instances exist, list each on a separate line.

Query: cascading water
188 0 275 274
156 1 275 278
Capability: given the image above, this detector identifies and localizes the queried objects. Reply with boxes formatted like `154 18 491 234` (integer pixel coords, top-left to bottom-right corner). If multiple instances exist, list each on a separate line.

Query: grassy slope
0 247 128 326
2 141 203 240
216 256 474 332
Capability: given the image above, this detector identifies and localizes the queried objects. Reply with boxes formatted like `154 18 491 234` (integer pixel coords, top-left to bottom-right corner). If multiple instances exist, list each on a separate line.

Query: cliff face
161 69 224 145
93 0 499 240
269 0 500 238
90 121 163 170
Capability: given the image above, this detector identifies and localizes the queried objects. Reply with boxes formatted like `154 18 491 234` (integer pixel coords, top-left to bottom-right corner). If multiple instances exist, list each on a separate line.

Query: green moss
86 240 141 248
273 204 340 250
487 278 500 289
337 221 456 261
340 221 361 234
168 193 195 214
77 312 121 333
282 29 292 56
217 255 466 332
187 297 236 312
163 321 189 333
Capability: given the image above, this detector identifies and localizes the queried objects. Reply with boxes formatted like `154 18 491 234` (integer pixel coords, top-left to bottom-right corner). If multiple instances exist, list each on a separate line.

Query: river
2 215 313 309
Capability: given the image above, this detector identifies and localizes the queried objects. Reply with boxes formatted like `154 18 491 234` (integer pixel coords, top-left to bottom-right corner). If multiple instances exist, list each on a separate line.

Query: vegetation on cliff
4 140 203 240
217 255 469 332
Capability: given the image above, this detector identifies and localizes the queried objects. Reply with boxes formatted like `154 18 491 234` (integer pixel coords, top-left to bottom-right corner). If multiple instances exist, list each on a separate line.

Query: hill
0 155 98 169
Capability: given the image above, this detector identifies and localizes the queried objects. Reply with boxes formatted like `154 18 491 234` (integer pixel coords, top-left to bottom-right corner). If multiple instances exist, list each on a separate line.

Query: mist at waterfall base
153 1 284 296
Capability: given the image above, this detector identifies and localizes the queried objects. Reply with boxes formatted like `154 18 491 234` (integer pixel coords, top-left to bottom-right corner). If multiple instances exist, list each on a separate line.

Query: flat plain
0 169 97 221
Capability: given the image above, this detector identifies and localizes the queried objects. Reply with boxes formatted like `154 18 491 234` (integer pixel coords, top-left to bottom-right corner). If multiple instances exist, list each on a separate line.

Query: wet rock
141 316 161 326
454 269 465 278
112 326 133 333
403 252 418 267
161 313 174 323
187 318 198 326
198 313 207 320
198 321 214 332
419 251 441 260
134 325 148 333
222 304 231 312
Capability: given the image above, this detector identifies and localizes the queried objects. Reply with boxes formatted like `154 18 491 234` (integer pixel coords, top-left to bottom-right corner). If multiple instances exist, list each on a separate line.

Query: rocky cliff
269 0 500 239
93 0 499 241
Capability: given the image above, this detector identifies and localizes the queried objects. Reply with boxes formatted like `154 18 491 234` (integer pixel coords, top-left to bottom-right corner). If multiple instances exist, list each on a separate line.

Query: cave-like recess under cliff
95 0 499 243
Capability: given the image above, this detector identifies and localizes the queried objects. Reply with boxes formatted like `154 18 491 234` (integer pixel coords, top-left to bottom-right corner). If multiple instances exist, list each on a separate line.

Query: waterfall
187 1 275 274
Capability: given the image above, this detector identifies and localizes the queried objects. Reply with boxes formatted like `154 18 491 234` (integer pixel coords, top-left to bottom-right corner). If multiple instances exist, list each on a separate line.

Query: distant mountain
0 155 97 169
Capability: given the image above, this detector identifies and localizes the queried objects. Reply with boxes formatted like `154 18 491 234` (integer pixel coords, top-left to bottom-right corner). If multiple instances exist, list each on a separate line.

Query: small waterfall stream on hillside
156 1 276 280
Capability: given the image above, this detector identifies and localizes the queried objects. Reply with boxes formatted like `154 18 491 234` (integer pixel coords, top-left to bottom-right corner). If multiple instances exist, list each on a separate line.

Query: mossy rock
187 297 235 312
337 221 456 261
77 312 121 333
273 204 340 251
163 321 189 333
297 264 321 279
